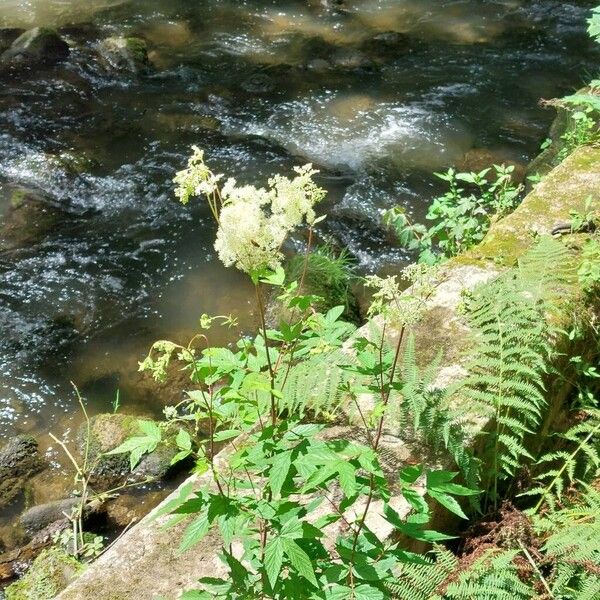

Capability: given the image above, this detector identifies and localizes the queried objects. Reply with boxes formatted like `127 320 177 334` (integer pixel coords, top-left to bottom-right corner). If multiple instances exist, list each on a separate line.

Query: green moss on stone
10 189 26 208
124 37 148 63
5 547 84 600
462 146 600 268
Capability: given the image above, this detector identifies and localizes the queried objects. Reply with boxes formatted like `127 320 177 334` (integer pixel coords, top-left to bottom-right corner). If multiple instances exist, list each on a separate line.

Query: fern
394 335 482 493
535 485 600 599
524 409 600 513
275 349 355 419
386 546 457 599
453 274 550 508
516 235 578 306
443 549 533 600
452 237 578 509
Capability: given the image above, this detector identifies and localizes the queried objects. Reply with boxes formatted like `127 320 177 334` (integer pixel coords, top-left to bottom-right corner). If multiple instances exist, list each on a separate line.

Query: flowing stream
0 0 598 499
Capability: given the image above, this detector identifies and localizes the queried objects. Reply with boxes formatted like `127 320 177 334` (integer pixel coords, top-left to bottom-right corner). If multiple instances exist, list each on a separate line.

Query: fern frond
273 349 356 419
443 549 533 600
527 409 600 513
386 546 457 599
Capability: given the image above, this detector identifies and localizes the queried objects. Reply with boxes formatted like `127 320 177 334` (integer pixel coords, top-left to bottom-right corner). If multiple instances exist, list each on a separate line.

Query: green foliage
385 165 522 263
442 549 532 600
285 246 358 321
557 105 600 162
588 5 600 43
523 409 600 512
385 546 456 599
578 236 600 294
393 335 481 494
452 237 578 509
106 419 162 470
535 485 600 599
453 274 550 508
127 145 599 600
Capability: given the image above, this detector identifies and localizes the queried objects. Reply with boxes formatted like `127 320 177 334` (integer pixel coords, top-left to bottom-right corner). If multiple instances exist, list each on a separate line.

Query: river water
0 0 598 445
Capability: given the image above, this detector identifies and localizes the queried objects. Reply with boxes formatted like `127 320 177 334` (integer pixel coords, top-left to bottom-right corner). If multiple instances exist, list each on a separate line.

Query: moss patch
5 547 84 600
462 146 600 268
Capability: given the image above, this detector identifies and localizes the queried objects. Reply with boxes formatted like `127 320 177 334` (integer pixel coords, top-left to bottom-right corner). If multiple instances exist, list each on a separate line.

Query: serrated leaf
282 538 317 586
264 537 284 589
428 490 468 519
179 514 209 553
176 428 192 451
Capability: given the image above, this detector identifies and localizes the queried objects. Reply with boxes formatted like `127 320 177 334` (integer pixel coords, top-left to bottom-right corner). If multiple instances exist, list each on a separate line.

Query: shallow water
0 0 598 448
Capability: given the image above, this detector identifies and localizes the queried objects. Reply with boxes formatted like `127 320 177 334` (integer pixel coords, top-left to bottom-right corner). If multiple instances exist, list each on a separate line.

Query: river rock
0 436 45 511
79 414 181 489
19 498 79 538
359 31 413 60
0 185 68 251
458 148 527 184
98 36 150 74
4 547 84 600
0 27 69 70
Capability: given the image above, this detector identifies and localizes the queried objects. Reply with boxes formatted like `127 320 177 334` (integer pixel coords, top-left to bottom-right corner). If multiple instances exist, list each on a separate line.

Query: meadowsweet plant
129 149 479 599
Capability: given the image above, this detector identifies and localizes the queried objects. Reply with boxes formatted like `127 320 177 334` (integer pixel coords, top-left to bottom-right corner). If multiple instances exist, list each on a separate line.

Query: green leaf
176 429 192 451
179 514 209 553
354 584 385 600
152 480 194 520
428 490 468 519
399 464 422 485
260 266 286 286
213 429 242 442
105 420 162 469
264 537 284 589
282 538 317 587
180 591 212 600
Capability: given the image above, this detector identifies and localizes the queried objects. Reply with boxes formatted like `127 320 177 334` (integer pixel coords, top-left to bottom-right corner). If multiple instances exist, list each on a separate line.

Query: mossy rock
5 547 84 600
0 27 69 69
78 414 181 489
526 87 600 186
98 36 150 74
461 146 600 268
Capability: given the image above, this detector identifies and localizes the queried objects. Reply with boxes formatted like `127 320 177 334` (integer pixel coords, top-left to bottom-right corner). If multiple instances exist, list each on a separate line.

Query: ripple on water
225 91 473 173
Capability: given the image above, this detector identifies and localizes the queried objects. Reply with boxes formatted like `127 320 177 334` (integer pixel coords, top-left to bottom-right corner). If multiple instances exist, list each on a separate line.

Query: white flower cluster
174 148 326 276
216 164 325 274
173 146 222 206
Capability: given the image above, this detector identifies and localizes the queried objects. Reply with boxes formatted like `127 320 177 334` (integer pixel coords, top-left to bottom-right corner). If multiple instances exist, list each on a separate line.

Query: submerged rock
0 185 68 251
5 547 84 600
0 27 69 70
0 436 45 511
98 36 150 74
458 148 527 184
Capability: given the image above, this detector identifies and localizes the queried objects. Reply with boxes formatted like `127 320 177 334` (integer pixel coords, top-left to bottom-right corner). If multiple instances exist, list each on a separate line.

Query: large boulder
0 436 45 511
0 27 69 70
78 413 182 489
98 36 150 74
5 547 84 600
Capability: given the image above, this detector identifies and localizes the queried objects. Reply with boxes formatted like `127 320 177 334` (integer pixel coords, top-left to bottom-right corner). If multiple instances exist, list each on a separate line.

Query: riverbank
52 144 600 599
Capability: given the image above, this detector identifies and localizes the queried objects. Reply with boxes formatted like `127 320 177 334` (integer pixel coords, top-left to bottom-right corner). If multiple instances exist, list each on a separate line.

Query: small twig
518 539 554 598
